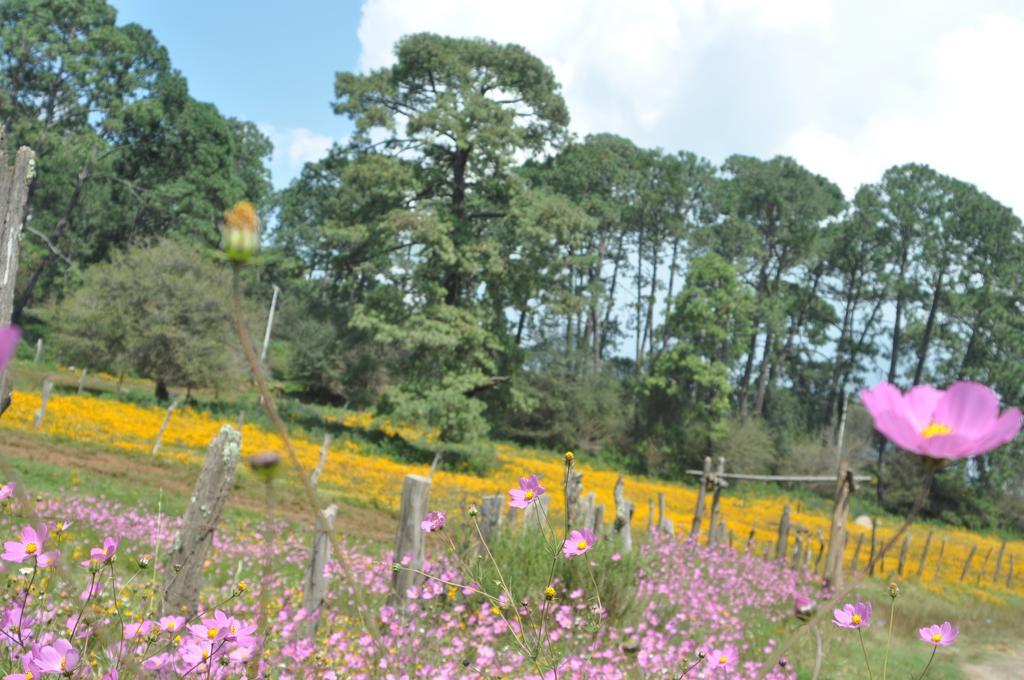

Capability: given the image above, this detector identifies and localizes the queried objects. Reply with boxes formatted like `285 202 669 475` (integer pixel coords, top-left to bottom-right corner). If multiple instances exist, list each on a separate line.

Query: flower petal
934 382 999 437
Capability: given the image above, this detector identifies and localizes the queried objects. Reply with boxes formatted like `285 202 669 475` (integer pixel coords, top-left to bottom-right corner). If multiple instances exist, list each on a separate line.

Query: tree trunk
912 271 943 386
155 380 170 402
752 329 775 417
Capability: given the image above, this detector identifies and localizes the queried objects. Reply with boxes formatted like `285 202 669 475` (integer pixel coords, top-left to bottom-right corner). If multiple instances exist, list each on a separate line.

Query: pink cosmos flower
3 525 53 564
0 481 14 500
31 638 79 674
509 474 545 509
794 595 816 621
833 601 872 629
90 536 119 563
562 527 596 558
706 644 738 671
5 653 34 680
158 615 186 634
421 511 446 533
861 382 1021 460
919 621 958 646
0 326 21 372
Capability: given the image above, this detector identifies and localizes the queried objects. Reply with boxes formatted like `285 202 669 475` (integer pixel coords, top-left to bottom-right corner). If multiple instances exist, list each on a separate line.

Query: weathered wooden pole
259 284 280 363
151 396 183 456
390 474 431 603
566 471 583 524
814 529 826 571
1007 555 1015 588
592 503 605 537
897 534 912 576
975 546 993 586
300 504 336 637
480 495 503 542
851 533 864 572
32 379 53 431
76 368 88 395
776 505 791 561
868 519 877 576
523 494 551 533
657 492 665 527
993 540 1007 583
33 337 42 363
916 529 934 577
309 434 331 487
959 544 977 583
791 534 803 569
933 539 946 580
0 129 34 407
707 457 726 545
647 498 654 533
162 425 242 615
824 464 853 586
578 492 596 532
613 476 634 553
690 456 711 538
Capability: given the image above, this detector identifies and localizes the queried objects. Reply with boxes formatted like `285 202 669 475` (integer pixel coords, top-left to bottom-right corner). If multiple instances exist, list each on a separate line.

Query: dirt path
0 430 397 545
960 645 1024 679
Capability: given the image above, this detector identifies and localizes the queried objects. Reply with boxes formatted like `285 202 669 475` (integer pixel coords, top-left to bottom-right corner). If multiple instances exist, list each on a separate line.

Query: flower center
576 540 588 551
25 673 33 680
166 622 176 630
524 490 534 500
25 543 37 554
230 625 236 634
207 628 218 639
921 422 953 438
932 633 942 642
60 658 67 671
851 614 861 625
719 656 729 664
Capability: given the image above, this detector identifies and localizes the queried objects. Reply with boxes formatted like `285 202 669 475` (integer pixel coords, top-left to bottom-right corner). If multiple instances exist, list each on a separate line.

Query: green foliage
55 240 244 398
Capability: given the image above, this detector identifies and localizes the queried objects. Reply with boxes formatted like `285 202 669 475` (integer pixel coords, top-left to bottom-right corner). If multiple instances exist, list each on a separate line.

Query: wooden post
647 498 655 533
728 529 734 548
851 533 864 572
776 505 791 561
690 456 711 537
592 504 605 537
309 434 331 487
578 492 596 532
33 337 42 363
657 492 665 527
390 474 431 603
1007 555 1014 588
707 457 725 545
959 544 977 582
260 284 280 363
975 546 993 586
77 368 88 394
162 426 242 615
566 471 583 524
868 519 877 576
916 529 934 577
613 476 634 553
824 464 853 587
791 535 803 569
300 504 336 637
897 534 911 576
480 495 503 542
32 379 53 431
933 539 946 580
0 130 34 408
151 396 183 456
814 529 826 571
523 494 551 533
993 540 1007 583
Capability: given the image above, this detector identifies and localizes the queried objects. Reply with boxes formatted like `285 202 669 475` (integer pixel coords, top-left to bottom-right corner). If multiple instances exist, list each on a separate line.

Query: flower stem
916 646 937 680
858 628 874 680
882 598 896 680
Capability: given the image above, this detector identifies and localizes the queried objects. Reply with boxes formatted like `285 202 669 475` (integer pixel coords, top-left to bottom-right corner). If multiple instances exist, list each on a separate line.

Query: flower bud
468 505 479 518
544 586 556 601
221 201 260 263
888 582 901 598
564 451 574 465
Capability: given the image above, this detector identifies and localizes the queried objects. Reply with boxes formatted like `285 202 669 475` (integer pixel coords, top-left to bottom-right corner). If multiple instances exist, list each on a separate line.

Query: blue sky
111 0 1024 217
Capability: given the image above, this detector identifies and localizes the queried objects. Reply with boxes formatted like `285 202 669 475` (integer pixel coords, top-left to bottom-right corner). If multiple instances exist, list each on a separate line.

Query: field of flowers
2 385 1022 607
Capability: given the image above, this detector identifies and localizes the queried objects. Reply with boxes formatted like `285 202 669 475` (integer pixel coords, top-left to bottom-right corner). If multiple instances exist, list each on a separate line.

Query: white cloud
258 124 335 188
355 0 1024 216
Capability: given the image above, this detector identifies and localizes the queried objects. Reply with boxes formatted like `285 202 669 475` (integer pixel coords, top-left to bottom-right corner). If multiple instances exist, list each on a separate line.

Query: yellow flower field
3 388 1022 602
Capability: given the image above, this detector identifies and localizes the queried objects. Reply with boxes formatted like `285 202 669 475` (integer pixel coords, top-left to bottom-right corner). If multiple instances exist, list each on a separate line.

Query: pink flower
31 638 79 674
794 595 816 620
508 474 545 509
861 382 1021 460
833 601 872 629
562 528 596 558
0 481 14 500
706 644 738 671
90 536 118 563
919 621 958 646
3 525 49 564
158 615 185 634
421 511 446 533
0 326 21 372
5 653 34 680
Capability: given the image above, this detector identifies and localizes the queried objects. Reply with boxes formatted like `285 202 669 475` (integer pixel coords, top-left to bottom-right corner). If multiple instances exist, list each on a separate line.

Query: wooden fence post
993 540 1007 583
814 529 826 572
33 338 42 363
657 492 665 527
0 128 33 409
868 519 877 576
1006 555 1014 588
566 471 583 524
776 505 791 561
916 529 934 577
309 434 331 487
791 534 803 569
480 495 503 542
851 533 864 572
658 492 674 535
824 464 853 587
690 456 711 538
647 498 654 533
592 504 605 537
975 546 993 586
162 425 242 615
32 379 53 431
77 368 88 394
578 492 596 532
390 474 431 603
897 534 911 576
933 539 946 580
300 504 336 637
151 396 183 456
959 544 977 583
707 457 726 545
523 494 551 533
613 476 634 553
